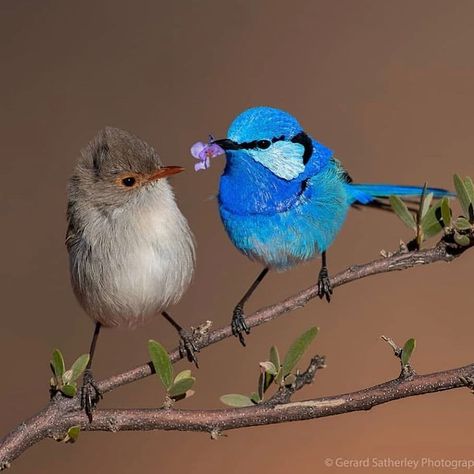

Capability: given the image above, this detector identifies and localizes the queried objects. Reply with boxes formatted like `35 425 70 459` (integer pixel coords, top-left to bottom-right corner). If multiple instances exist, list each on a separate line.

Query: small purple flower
190 141 225 172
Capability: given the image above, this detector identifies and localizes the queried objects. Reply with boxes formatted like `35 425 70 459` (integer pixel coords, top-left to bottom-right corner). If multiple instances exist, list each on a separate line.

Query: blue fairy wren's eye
256 140 271 150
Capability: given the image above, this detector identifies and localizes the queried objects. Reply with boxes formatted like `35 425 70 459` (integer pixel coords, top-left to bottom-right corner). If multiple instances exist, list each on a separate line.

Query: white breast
77 182 195 329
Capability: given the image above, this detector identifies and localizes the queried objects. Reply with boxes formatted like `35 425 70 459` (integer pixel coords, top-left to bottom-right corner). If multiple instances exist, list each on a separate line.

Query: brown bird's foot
317 266 333 302
178 328 200 368
231 304 250 347
81 369 102 422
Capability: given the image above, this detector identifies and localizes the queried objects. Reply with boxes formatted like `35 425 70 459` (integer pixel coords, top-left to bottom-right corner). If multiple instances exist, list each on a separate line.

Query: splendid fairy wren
191 106 453 345
67 127 196 419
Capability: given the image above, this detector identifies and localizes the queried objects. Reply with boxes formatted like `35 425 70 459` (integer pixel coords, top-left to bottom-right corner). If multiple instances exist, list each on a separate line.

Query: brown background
1 1 473 472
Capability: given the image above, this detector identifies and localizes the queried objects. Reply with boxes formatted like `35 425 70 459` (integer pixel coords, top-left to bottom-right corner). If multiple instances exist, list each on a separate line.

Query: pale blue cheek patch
248 141 305 180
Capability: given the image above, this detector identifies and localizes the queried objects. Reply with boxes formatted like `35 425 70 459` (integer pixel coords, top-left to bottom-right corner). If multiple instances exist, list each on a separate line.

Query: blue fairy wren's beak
211 138 240 151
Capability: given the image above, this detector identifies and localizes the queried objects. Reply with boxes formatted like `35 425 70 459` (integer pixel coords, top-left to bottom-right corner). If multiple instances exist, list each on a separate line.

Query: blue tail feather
347 183 454 205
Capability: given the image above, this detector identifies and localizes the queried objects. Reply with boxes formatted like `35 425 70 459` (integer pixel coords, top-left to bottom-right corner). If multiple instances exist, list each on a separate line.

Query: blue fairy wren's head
213 106 315 182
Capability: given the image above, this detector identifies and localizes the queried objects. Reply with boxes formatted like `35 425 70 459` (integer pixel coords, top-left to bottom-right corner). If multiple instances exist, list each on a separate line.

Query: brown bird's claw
81 369 103 422
178 328 200 368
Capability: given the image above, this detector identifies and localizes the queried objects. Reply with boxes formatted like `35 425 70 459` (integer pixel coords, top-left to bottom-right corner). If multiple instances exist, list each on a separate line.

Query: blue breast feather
219 159 349 270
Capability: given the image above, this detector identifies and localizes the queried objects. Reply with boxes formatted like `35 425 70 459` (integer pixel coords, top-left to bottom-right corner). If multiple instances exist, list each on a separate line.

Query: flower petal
190 141 206 159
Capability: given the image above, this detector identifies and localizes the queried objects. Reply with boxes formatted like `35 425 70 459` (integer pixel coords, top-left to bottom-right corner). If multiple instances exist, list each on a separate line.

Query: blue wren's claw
317 266 333 302
178 328 200 368
231 304 250 346
81 369 102 422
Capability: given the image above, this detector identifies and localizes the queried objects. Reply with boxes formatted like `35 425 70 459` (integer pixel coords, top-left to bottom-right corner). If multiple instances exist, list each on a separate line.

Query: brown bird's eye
121 177 136 187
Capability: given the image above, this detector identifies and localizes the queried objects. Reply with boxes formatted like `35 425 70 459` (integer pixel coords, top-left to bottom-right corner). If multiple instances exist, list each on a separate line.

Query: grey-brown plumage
67 127 195 328
66 127 196 419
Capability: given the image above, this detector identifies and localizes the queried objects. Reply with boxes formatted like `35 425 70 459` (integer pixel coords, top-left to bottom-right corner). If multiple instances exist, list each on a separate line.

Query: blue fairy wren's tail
347 183 454 205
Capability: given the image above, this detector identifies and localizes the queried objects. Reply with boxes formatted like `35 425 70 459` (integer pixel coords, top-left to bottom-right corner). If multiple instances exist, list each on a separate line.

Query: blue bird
206 106 452 344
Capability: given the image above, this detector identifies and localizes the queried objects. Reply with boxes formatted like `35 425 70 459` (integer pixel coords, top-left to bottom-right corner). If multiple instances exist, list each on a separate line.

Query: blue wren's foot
178 328 200 368
231 304 250 346
317 266 333 302
81 369 102 422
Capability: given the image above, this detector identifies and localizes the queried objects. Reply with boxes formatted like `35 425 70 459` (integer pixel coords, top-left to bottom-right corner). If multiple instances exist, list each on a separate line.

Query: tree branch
1 235 472 470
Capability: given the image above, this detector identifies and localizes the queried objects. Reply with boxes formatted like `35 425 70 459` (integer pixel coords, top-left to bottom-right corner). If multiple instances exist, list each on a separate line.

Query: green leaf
66 426 80 443
455 217 472 231
454 174 473 220
257 372 265 401
51 349 65 381
62 369 73 384
401 338 416 366
220 394 254 407
282 326 319 377
270 346 282 385
250 392 261 404
174 370 192 384
421 204 444 238
389 195 416 230
68 354 90 383
440 197 451 228
464 176 474 203
259 361 277 376
60 383 77 397
169 377 195 398
454 231 471 247
269 346 280 371
420 192 434 220
148 339 173 390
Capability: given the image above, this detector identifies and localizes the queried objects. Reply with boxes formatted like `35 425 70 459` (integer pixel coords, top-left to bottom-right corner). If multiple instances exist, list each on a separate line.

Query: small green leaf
389 195 416 230
63 369 73 384
454 231 471 247
421 204 443 238
282 326 319 377
264 372 274 392
220 394 254 407
60 383 77 397
454 174 473 220
259 361 277 376
401 338 416 366
464 176 474 203
169 377 195 398
269 346 280 371
66 426 80 443
69 354 90 383
257 372 265 401
174 370 192 384
51 349 65 380
270 346 283 385
454 217 472 231
420 192 434 220
440 197 451 228
148 339 173 390
250 392 261 404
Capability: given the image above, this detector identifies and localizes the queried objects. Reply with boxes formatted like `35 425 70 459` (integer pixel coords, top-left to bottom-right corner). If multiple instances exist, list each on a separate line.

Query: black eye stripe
240 135 285 150
290 131 313 164
216 132 313 165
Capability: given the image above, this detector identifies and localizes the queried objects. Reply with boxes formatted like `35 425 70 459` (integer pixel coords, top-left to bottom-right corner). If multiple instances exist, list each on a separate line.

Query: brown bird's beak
147 166 185 181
